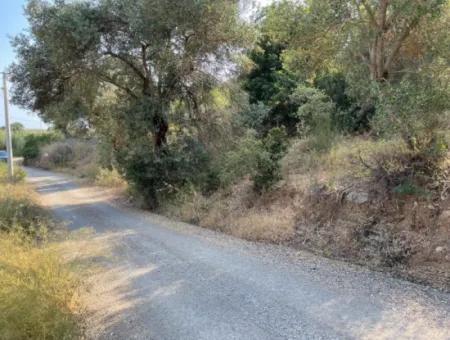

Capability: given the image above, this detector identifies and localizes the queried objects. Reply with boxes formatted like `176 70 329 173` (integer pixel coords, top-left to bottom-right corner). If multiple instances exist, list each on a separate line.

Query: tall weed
0 232 81 340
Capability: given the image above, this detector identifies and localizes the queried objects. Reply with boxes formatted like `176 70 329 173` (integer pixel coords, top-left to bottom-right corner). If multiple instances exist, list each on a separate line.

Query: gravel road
26 167 450 340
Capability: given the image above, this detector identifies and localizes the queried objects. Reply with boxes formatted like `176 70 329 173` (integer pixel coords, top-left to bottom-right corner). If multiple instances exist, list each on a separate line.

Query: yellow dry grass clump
0 233 82 339
227 209 295 243
95 168 127 188
0 163 83 339
165 180 297 244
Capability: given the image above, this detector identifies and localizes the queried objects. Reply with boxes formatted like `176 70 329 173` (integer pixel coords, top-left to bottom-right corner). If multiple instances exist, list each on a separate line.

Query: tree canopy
11 0 248 145
262 0 449 82
10 0 450 206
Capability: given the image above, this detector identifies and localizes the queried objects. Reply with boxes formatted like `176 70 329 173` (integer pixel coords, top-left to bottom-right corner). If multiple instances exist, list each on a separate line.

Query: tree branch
98 73 138 99
359 0 377 27
103 50 146 81
384 16 421 72
141 42 153 95
141 43 149 75
377 0 389 30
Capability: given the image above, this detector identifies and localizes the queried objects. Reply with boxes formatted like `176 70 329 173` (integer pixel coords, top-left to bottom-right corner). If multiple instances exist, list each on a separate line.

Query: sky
0 0 48 129
0 0 274 130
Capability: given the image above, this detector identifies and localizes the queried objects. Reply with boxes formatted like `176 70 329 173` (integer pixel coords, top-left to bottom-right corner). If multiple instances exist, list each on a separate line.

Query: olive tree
11 0 247 147
10 0 248 207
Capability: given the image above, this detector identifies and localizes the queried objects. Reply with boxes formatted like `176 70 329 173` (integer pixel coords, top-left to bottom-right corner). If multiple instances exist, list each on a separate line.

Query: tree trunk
154 114 168 148
367 0 390 82
153 101 169 149
142 75 168 149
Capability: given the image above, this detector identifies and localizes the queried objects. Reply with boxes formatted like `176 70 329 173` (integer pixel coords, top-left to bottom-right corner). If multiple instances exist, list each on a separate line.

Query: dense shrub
22 132 63 164
37 139 99 180
291 85 336 152
217 131 264 187
41 142 76 168
370 75 449 192
314 72 375 133
253 127 288 192
118 136 211 208
242 36 299 135
0 129 37 157
237 102 270 133
95 168 126 187
314 72 351 113
216 127 288 192
373 75 450 155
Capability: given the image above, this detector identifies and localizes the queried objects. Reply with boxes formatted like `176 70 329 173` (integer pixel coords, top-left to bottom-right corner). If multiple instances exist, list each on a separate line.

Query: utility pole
2 72 14 179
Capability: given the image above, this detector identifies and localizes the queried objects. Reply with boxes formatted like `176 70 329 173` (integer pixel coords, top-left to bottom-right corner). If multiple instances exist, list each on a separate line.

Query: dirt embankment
295 183 450 291
162 138 450 292
164 176 450 292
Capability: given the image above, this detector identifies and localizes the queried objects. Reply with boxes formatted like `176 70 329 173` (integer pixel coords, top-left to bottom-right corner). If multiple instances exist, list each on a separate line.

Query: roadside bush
0 129 37 157
369 76 450 195
37 139 100 180
314 72 375 134
217 131 263 187
0 163 26 183
22 132 63 164
95 168 126 187
0 168 50 235
118 135 211 208
291 85 336 152
253 127 288 192
41 142 76 168
373 75 450 155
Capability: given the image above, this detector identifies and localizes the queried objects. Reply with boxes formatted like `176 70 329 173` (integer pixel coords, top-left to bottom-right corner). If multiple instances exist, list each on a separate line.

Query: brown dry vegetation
170 179 298 243
163 136 450 291
38 139 99 179
36 139 127 189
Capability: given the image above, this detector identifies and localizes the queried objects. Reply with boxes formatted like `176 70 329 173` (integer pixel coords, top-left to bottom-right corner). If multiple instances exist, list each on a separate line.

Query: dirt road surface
26 167 450 340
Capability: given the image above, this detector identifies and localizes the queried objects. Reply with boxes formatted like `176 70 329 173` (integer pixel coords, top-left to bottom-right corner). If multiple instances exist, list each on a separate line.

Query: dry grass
0 163 84 339
0 166 51 235
282 135 409 190
161 136 450 290
165 137 403 245
165 180 297 243
95 168 127 188
38 139 100 180
0 232 82 340
227 209 295 243
285 136 450 289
